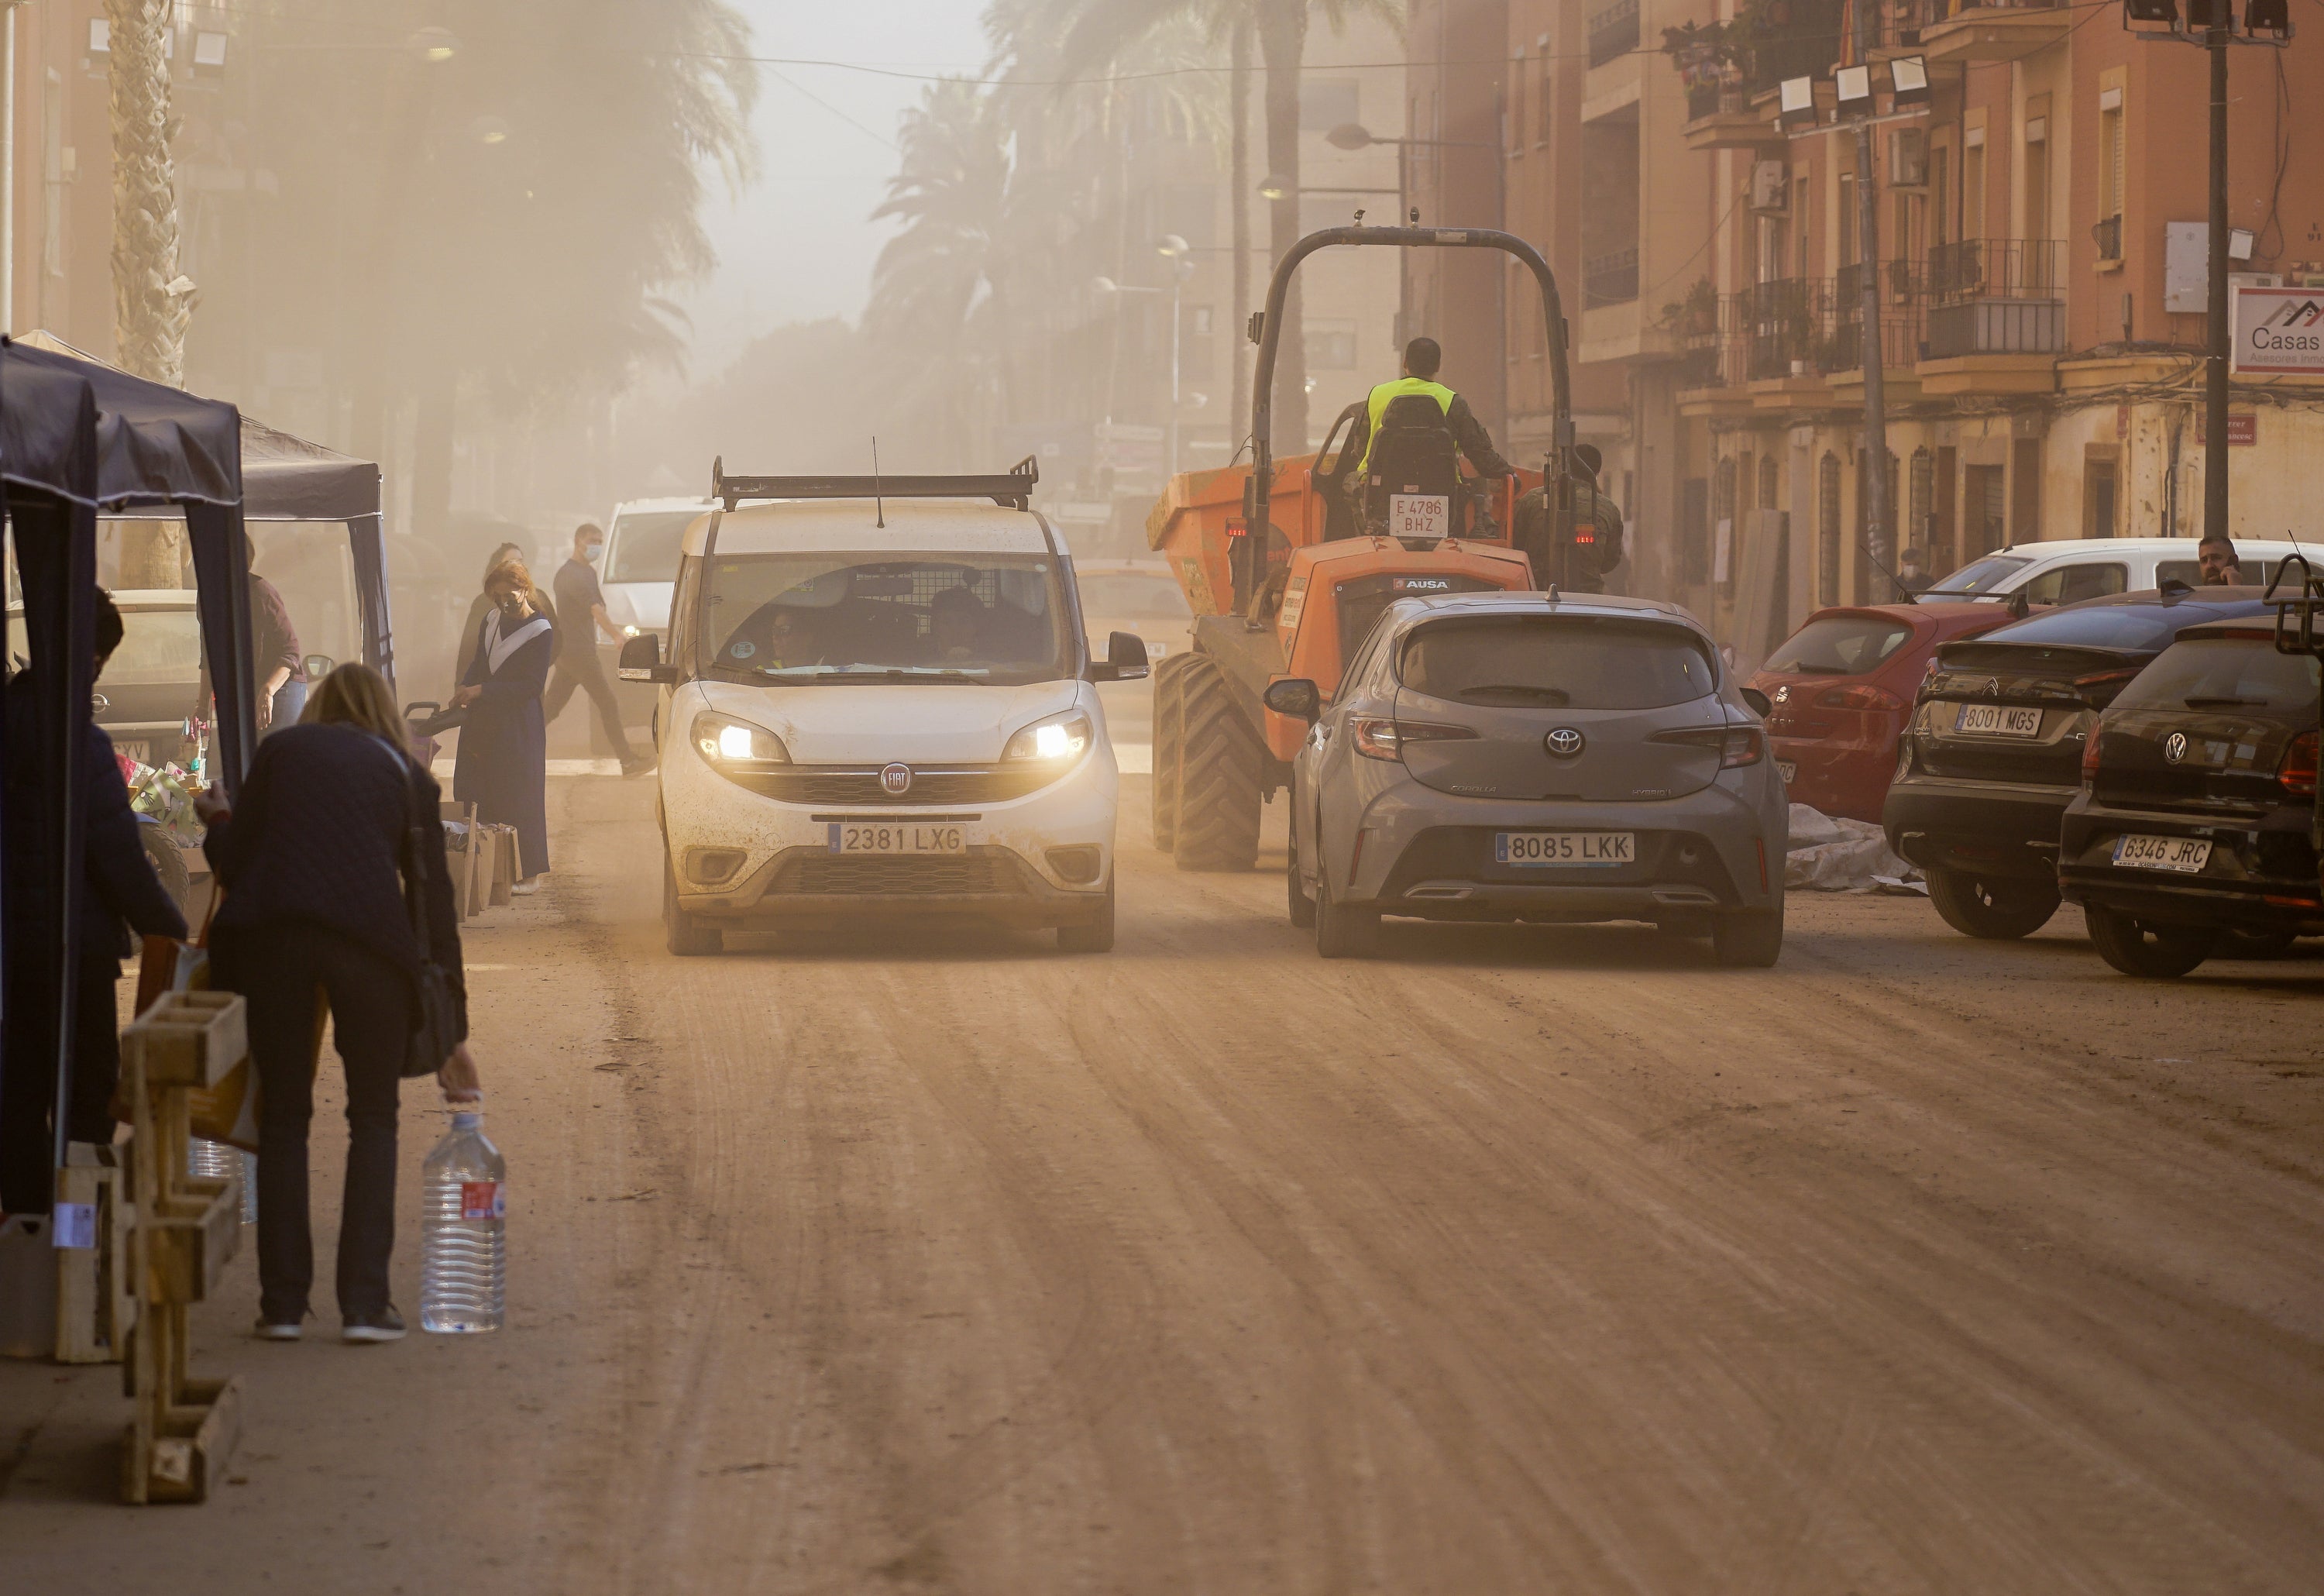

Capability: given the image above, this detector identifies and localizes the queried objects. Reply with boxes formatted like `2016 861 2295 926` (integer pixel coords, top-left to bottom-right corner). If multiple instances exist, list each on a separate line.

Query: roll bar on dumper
1142 225 1583 873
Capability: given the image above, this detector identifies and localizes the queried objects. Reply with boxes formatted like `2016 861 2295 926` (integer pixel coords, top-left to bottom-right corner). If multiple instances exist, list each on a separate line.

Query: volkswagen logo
1545 727 1586 758
2163 732 2188 765
880 762 914 795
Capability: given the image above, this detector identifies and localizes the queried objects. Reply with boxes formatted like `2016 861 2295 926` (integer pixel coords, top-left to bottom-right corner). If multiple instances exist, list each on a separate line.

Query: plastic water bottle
187 1137 254 1224
421 1111 506 1333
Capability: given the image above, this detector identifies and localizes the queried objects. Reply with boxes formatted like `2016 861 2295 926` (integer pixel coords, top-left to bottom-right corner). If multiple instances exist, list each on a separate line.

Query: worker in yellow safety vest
1343 336 1514 483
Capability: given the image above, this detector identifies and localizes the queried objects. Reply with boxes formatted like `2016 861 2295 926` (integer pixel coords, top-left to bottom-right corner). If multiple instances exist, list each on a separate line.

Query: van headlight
690 710 790 768
1002 710 1092 763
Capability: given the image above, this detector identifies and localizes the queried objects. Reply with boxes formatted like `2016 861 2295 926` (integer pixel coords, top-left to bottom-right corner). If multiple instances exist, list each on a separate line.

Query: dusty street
6 770 2323 1594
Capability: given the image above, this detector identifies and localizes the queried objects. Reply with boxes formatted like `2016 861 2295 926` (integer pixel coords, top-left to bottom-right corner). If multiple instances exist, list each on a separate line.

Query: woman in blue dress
452 559 555 892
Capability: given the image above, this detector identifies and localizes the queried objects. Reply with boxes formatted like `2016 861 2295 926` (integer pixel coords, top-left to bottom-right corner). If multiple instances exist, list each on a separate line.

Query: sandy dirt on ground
5 772 2322 1594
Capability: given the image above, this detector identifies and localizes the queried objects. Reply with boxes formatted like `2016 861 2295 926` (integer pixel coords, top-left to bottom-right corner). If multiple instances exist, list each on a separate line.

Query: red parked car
1749 602 2013 822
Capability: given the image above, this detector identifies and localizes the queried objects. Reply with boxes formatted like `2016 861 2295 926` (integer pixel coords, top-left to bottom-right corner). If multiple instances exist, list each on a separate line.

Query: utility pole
2122 0 2292 538
1 1 24 334
2202 18 2229 543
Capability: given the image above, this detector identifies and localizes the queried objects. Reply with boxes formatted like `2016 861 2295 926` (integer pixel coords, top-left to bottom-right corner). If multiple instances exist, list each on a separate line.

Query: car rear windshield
1398 614 1716 710
1982 604 2203 652
607 511 700 584
8 607 201 685
700 552 1071 685
1923 554 2029 595
1764 614 1914 676
2111 638 2321 715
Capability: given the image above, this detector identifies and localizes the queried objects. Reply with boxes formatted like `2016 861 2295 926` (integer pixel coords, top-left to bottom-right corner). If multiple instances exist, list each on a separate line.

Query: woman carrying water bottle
193 663 480 1344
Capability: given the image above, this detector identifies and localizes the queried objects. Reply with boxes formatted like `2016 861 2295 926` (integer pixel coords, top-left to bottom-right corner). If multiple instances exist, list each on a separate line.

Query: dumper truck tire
1151 651 1193 853
1171 654 1263 872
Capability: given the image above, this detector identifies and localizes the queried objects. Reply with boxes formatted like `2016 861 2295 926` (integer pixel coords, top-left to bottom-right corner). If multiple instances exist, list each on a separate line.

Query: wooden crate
123 991 246 1088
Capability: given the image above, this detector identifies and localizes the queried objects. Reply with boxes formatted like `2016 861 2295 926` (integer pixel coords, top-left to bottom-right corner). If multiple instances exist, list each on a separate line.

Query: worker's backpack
1364 394 1460 532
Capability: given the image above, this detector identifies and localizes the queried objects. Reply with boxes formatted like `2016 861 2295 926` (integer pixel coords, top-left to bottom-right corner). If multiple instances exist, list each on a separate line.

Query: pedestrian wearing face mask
542 523 651 778
450 559 555 893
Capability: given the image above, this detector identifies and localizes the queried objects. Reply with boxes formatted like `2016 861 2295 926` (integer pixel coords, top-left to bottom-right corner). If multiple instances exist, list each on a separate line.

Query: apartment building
1409 0 2324 660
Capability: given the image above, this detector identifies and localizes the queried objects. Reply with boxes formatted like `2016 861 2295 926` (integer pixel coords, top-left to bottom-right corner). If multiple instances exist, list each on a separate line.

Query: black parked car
1884 586 2279 939
2059 620 2321 976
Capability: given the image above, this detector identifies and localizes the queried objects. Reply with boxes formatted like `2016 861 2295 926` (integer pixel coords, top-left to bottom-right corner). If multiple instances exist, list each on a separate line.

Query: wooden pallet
119 992 249 1504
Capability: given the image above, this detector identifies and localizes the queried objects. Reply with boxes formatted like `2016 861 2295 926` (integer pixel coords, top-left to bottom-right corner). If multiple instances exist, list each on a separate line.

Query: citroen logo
1545 727 1586 758
2163 732 2188 765
1984 678 2002 699
880 762 913 795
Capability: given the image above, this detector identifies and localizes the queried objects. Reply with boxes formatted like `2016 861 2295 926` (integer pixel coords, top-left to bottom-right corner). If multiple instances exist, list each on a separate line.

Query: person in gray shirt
542 523 649 776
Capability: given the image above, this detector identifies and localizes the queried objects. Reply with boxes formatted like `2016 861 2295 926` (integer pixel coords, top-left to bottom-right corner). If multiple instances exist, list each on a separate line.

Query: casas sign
2232 287 2324 375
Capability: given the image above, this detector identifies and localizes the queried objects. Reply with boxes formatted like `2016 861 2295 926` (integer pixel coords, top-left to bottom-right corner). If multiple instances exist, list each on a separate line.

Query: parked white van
599 496 713 642
622 461 1147 955
1923 536 2315 605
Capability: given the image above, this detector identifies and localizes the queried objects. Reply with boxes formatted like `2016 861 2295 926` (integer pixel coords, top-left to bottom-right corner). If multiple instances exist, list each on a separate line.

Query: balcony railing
1589 0 1641 67
1926 238 2061 301
1925 299 2064 358
1584 246 1641 310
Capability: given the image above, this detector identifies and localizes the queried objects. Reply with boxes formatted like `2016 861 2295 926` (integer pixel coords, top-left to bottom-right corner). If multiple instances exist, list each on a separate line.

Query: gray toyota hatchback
1267 592 1788 963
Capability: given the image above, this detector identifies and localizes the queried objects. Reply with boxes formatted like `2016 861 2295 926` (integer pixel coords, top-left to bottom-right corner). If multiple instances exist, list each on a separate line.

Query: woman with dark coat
452 559 554 891
193 663 480 1343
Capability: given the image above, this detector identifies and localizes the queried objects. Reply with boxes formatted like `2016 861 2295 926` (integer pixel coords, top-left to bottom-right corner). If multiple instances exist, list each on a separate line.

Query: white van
599 496 713 641
1925 536 2315 605
623 463 1147 955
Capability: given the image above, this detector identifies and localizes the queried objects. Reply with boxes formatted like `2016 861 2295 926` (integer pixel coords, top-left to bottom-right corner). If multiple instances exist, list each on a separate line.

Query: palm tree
1056 0 1404 458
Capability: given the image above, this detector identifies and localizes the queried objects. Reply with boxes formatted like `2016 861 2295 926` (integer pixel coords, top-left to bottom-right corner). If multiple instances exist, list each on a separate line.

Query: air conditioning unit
1748 160 1789 214
1888 127 1928 187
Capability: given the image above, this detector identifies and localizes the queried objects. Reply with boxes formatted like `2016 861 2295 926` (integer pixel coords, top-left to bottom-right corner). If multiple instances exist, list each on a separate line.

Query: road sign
2231 286 2324 374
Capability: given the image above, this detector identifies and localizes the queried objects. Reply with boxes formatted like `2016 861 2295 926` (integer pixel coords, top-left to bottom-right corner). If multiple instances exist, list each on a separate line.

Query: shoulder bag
389 745 463 1078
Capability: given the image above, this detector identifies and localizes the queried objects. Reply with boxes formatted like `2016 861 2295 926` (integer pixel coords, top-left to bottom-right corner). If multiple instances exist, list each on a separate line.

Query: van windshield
1923 554 2030 596
607 511 700 583
699 552 1072 685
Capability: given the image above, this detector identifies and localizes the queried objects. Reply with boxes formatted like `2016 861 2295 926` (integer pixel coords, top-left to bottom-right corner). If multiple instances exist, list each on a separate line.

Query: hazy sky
680 1 993 371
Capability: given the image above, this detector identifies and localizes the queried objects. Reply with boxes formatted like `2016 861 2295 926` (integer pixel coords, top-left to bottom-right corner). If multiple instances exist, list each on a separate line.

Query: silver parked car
1267 592 1788 965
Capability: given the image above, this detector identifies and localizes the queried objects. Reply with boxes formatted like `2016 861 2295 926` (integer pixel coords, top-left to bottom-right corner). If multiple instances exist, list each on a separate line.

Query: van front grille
727 765 1056 806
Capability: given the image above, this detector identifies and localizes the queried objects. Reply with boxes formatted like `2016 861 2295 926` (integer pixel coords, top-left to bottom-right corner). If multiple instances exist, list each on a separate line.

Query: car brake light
1652 726 1763 768
1349 715 1478 762
2072 666 2144 705
2282 730 2319 797
2082 729 2102 783
1814 683 1906 711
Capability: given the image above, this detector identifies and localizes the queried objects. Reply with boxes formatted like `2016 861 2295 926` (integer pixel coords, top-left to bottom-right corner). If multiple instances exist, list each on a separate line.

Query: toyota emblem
880 762 914 795
1545 727 1586 758
2163 732 2188 765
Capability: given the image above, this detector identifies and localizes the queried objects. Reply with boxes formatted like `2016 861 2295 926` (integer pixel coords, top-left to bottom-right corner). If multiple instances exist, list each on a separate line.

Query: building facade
1410 0 2324 665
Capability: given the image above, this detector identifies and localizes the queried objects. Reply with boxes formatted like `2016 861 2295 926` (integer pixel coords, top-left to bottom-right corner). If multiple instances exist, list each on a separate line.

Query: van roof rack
710 455 1039 512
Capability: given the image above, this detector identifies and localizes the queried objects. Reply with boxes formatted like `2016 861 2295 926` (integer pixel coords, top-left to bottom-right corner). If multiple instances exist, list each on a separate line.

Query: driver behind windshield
927 584 987 663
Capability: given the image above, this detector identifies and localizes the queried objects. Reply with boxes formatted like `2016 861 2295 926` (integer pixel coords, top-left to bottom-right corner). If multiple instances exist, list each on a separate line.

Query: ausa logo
881 762 914 795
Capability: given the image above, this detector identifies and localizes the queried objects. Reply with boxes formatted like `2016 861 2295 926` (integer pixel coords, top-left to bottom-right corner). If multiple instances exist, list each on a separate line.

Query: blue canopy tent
17 330 394 689
0 335 255 1219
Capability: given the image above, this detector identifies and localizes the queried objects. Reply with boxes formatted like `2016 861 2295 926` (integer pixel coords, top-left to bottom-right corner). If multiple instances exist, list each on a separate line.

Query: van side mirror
619 631 679 684
1090 631 1150 683
1263 676 1321 722
1740 686 1772 717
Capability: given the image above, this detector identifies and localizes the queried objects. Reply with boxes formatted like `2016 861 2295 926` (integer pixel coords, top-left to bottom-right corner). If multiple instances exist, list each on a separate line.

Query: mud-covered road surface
8 772 2322 1593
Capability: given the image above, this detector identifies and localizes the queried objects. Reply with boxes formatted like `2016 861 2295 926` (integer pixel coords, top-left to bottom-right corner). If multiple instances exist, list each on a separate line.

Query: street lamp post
1095 232 1200 483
